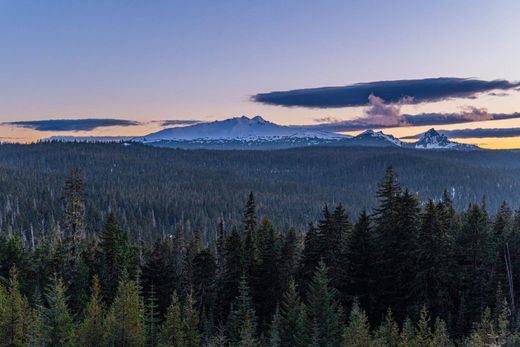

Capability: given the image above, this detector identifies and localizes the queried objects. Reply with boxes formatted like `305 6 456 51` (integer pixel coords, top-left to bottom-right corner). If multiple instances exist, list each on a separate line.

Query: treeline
2 142 520 242
1 167 520 346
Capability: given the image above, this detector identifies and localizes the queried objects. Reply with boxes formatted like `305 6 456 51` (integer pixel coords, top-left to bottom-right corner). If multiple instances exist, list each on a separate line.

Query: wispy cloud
402 128 520 139
302 111 520 132
4 118 141 132
159 120 201 127
253 77 520 108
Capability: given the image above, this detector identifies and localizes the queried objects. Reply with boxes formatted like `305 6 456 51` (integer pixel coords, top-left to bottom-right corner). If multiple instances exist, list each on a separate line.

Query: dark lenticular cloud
402 128 520 140
160 120 201 126
253 77 520 108
300 112 520 132
5 118 141 132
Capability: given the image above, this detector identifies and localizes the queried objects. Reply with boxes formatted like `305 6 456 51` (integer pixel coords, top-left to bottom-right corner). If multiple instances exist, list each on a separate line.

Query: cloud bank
159 120 201 126
402 128 520 140
302 110 520 132
5 118 142 132
253 77 520 108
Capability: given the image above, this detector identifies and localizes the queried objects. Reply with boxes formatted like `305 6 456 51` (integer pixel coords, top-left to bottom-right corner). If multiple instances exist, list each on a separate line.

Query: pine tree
373 309 399 347
253 218 281 331
0 267 37 346
78 275 106 346
347 210 374 314
182 291 200 347
243 192 257 278
227 276 257 346
279 281 308 347
415 200 452 319
299 222 322 295
38 276 76 347
413 306 432 347
99 212 130 304
430 318 453 347
268 305 281 347
106 271 145 347
192 247 217 318
62 168 85 242
142 240 176 318
279 228 300 294
146 284 160 347
158 291 184 347
217 226 242 322
342 301 371 347
305 262 342 347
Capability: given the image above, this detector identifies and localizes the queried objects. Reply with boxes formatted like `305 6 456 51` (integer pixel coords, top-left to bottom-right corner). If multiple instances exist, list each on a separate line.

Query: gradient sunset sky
1 1 520 147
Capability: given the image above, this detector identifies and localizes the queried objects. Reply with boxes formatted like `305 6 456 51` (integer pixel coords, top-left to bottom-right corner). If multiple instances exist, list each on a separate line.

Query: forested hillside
1 142 520 243
0 166 520 345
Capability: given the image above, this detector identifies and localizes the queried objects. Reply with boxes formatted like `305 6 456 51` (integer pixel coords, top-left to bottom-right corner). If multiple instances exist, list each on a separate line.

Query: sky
1 0 520 147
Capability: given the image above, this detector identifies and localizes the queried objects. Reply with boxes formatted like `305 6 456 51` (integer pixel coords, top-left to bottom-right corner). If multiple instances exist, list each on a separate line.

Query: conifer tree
342 301 371 347
217 227 242 321
413 306 432 347
373 309 399 347
430 318 453 347
299 222 322 295
305 262 342 347
62 168 85 242
182 291 200 347
415 200 452 319
100 212 130 304
106 271 145 347
279 280 308 347
268 305 281 347
347 210 374 313
38 276 76 347
78 275 106 346
243 192 257 277
227 276 257 346
0 267 37 346
279 228 300 293
253 218 281 331
142 240 175 318
158 291 184 347
146 284 160 347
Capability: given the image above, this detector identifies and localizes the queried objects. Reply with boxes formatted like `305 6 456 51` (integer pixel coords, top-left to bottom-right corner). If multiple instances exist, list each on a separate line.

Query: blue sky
1 1 520 145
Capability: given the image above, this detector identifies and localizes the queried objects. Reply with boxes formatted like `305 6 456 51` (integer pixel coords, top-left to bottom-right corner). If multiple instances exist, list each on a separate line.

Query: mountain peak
415 128 477 150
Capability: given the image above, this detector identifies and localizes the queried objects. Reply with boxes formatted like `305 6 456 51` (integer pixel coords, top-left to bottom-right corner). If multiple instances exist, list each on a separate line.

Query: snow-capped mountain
142 116 344 142
349 129 405 147
414 128 478 150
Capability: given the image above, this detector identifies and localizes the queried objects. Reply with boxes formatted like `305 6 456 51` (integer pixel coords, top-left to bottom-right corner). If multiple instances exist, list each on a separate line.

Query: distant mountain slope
44 117 481 151
142 116 344 141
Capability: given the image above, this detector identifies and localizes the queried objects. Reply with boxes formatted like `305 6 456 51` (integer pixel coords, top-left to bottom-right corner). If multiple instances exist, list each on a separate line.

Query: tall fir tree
217 226 243 322
0 267 37 346
38 276 76 347
158 291 184 347
346 210 374 315
182 291 201 347
78 275 106 346
227 276 257 346
99 212 131 304
305 262 342 347
105 271 145 347
253 218 281 331
279 280 308 347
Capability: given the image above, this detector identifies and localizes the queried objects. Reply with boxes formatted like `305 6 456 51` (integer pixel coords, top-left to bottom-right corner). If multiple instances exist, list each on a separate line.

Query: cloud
402 127 520 139
4 118 141 132
252 77 520 108
301 111 520 132
159 120 201 126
